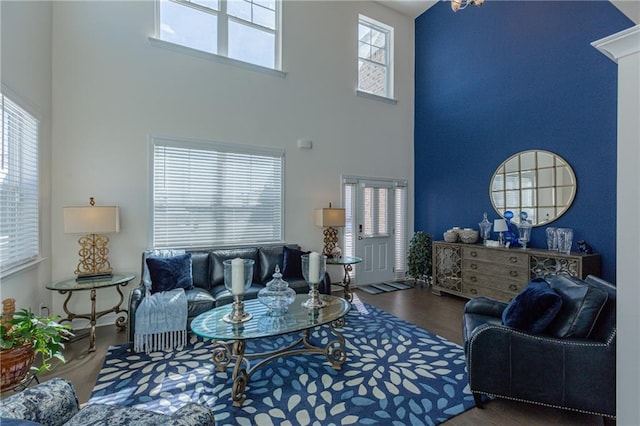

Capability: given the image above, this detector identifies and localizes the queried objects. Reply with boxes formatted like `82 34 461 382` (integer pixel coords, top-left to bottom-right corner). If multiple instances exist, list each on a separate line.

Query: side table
46 273 135 353
326 256 363 302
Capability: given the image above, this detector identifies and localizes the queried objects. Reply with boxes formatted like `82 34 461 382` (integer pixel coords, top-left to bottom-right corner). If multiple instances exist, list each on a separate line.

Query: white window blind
151 137 284 249
394 183 407 279
0 93 40 276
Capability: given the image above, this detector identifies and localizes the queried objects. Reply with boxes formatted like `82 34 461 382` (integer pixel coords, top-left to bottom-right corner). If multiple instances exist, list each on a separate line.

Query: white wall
49 1 415 322
0 1 53 313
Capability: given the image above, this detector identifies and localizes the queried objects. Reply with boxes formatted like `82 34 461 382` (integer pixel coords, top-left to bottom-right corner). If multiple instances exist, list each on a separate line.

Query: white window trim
357 14 396 102
148 135 286 249
152 0 284 77
148 37 287 78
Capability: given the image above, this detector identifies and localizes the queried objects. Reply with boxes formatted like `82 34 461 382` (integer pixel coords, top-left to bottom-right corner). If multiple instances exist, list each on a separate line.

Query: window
358 15 394 99
157 0 281 70
0 92 40 276
151 136 284 249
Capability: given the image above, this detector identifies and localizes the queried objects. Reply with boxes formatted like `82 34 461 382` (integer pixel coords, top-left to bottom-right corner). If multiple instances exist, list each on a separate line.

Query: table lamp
493 219 508 247
64 197 119 280
315 203 346 257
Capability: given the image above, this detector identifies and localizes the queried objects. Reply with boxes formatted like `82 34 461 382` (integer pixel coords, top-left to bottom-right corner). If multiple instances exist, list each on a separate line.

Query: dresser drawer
461 258 528 282
462 270 525 294
462 283 514 303
462 246 528 267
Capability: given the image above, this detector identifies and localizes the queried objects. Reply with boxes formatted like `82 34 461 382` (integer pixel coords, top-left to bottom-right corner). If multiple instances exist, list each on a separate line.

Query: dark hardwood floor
33 285 606 425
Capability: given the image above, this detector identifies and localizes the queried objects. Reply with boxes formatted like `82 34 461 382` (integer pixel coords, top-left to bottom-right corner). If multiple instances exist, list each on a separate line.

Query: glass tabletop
191 294 350 341
326 256 363 265
46 273 136 291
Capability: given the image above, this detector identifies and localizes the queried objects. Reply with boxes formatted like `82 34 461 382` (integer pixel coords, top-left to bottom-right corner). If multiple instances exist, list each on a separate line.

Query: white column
593 25 640 426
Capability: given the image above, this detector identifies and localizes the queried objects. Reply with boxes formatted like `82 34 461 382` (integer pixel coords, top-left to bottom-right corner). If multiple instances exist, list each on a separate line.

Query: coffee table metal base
211 317 347 407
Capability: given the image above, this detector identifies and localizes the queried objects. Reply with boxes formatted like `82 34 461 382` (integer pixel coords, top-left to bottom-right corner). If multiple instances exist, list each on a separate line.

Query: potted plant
406 231 433 286
1 300 73 390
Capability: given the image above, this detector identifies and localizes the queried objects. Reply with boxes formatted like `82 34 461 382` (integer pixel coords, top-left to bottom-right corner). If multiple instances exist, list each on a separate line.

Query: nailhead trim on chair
471 390 616 419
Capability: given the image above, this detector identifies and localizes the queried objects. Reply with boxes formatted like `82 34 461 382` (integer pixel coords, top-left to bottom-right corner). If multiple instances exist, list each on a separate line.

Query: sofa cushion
547 275 609 338
189 252 211 290
282 246 309 279
185 287 217 319
502 278 563 334
146 253 194 294
210 248 260 286
258 245 285 284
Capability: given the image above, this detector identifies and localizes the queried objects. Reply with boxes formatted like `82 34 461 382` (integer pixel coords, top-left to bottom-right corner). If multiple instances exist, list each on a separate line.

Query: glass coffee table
191 294 350 407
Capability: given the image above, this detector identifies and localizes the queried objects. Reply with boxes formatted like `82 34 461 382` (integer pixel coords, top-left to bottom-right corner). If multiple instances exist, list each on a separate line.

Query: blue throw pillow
146 253 194 294
502 278 563 334
282 246 309 279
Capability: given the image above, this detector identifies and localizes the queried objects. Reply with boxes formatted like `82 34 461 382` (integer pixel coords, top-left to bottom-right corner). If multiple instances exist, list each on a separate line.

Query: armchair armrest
0 378 79 426
464 297 508 317
127 281 148 345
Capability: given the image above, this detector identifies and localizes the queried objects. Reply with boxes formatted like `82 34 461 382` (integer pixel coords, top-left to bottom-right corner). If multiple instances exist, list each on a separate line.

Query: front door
354 179 395 285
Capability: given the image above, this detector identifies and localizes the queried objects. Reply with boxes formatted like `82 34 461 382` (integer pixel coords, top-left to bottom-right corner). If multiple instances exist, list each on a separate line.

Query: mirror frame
489 150 577 227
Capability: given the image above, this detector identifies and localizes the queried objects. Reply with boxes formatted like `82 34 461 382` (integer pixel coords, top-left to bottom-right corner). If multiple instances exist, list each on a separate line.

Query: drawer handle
471 264 478 270
509 271 518 277
509 284 518 291
470 276 477 282
470 288 478 294
509 256 519 263
470 251 478 257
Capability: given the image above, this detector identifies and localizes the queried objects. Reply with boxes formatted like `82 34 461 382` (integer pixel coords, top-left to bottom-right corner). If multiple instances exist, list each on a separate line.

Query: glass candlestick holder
222 258 255 324
301 252 327 309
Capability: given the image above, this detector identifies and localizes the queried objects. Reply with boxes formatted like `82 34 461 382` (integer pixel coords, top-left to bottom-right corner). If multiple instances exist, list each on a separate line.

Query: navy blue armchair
463 275 616 419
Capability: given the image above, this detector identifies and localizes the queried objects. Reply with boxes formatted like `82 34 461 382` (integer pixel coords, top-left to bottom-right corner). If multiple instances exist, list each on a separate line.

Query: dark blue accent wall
414 1 633 283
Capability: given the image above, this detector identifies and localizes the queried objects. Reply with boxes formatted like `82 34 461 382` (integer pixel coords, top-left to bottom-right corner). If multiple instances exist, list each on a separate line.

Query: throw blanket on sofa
134 288 187 353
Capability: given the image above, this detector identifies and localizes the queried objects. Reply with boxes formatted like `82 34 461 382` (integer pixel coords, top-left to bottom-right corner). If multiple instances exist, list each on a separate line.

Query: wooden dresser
432 241 602 302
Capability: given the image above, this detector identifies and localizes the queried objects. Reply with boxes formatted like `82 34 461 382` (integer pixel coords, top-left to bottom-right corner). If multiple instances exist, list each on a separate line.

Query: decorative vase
478 212 492 245
257 265 296 316
516 212 532 249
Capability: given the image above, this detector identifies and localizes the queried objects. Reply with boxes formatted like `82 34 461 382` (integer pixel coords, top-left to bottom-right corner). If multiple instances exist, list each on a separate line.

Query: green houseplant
406 231 433 286
1 304 73 390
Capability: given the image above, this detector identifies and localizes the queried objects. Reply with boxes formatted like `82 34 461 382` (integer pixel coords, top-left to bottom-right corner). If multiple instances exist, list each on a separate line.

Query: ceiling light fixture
451 0 484 12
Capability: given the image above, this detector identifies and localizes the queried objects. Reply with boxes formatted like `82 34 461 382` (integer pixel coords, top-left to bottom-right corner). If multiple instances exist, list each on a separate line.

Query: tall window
151 136 284 248
0 93 40 276
358 15 394 99
157 0 281 70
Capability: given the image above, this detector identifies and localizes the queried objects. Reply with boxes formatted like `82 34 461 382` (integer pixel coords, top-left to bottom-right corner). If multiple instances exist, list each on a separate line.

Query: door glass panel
363 186 389 238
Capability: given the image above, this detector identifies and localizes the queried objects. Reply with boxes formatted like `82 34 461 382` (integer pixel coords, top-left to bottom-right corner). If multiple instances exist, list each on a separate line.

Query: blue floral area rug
90 299 476 425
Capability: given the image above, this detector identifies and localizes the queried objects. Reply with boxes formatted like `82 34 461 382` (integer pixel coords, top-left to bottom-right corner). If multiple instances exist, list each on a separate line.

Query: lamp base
76 273 113 282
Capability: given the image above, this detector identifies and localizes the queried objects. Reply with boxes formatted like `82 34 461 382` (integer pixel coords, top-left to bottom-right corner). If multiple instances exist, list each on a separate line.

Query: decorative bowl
444 230 458 243
459 229 479 244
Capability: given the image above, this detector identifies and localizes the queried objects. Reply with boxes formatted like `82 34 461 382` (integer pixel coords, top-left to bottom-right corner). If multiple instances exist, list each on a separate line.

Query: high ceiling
378 0 639 23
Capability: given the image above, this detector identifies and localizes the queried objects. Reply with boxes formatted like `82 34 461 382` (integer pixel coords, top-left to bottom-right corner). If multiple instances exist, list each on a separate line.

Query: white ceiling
378 0 639 23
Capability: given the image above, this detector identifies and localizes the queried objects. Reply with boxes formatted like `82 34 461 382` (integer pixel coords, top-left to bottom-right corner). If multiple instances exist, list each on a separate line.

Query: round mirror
490 150 576 227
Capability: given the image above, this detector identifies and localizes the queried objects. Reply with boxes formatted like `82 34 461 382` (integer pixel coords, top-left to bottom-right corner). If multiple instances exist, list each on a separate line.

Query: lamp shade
315 207 345 228
64 206 120 234
493 219 508 233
